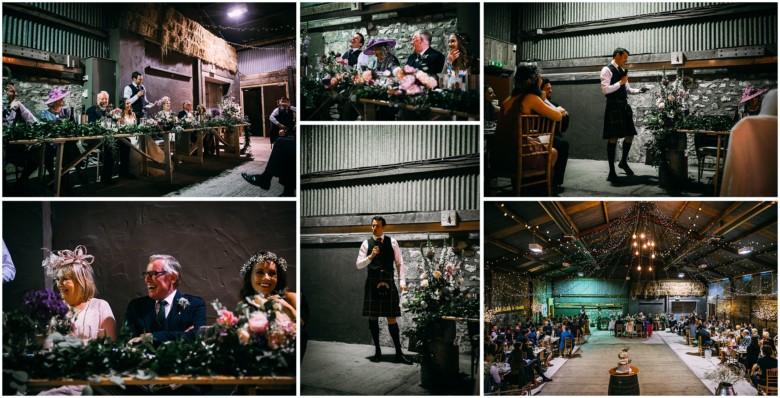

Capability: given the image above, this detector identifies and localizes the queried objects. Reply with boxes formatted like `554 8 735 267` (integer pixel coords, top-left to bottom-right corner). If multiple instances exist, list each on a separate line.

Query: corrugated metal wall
301 125 479 173
521 15 778 60
27 3 115 29
484 3 514 42
237 42 295 74
517 2 718 30
301 125 479 216
3 15 108 59
301 174 479 216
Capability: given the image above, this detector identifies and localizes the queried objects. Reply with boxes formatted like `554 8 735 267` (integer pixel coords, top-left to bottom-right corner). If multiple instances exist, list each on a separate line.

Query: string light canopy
485 201 777 295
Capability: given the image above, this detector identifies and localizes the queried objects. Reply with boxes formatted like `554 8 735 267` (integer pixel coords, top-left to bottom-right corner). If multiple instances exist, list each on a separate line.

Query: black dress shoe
553 185 565 194
542 377 553 382
370 352 382 363
607 171 620 182
618 161 635 176
394 354 413 365
242 172 271 190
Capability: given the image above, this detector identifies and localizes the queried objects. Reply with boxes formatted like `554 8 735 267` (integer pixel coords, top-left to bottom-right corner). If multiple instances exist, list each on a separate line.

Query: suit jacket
405 47 445 76
85 105 108 123
125 291 206 343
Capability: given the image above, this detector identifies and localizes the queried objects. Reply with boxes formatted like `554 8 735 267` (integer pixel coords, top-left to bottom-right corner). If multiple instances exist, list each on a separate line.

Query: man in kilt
601 47 648 182
355 216 412 364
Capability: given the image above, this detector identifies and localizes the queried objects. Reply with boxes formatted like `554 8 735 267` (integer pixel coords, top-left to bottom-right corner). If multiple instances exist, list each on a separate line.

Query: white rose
420 273 428 279
420 279 429 288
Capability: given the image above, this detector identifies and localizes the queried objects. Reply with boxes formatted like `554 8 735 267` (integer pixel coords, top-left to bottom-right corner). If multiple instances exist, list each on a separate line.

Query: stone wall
727 296 777 331
628 72 776 164
316 11 458 68
6 78 85 120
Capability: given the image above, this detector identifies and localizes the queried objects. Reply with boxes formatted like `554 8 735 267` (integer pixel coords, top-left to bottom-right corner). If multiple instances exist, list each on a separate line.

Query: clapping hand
448 49 460 63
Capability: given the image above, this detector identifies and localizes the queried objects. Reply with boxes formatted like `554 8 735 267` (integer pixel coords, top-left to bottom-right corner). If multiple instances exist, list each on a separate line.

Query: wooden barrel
608 367 640 395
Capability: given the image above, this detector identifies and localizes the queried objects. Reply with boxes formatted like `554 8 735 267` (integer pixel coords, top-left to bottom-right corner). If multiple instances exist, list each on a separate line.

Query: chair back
720 116 778 196
516 114 558 195
767 368 778 390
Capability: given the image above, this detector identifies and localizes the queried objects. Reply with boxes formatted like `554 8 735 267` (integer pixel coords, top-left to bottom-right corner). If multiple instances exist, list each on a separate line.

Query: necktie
156 300 168 326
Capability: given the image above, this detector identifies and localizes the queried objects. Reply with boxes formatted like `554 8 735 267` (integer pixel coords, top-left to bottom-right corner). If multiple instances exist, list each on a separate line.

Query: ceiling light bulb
640 233 645 239
648 266 653 271
633 242 638 247
633 234 637 239
651 254 656 259
227 5 248 18
529 243 543 253
738 246 753 255
678 273 685 278
637 266 641 271
635 250 639 256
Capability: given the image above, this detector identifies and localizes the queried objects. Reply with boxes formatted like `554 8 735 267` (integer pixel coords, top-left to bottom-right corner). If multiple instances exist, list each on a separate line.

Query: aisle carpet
539 330 711 395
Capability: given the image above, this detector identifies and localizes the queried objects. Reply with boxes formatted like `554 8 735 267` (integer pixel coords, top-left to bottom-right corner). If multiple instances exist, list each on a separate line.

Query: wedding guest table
28 375 294 395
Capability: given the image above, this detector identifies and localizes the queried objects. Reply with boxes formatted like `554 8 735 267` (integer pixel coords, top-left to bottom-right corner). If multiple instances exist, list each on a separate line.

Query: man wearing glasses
125 254 206 344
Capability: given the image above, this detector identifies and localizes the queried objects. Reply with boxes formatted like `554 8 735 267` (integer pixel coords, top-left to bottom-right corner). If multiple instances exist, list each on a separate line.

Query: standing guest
355 216 411 365
269 97 296 144
125 254 206 344
2 240 16 283
406 30 445 77
123 71 154 119
542 79 569 193
493 63 562 188
601 47 648 182
342 32 365 68
743 333 760 371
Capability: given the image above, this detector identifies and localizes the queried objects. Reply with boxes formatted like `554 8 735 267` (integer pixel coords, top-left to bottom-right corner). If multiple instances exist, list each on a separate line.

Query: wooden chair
493 115 558 196
685 328 691 346
615 324 624 337
563 337 573 358
757 368 778 396
636 323 646 338
697 337 705 357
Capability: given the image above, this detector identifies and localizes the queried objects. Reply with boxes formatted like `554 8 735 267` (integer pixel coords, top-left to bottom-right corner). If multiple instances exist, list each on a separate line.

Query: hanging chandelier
632 232 656 272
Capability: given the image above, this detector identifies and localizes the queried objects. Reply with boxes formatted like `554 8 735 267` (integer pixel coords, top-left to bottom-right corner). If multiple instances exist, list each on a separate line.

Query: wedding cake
616 348 631 373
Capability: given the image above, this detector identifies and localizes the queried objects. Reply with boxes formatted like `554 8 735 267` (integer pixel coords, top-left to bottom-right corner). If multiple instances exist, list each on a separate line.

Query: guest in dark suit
269 97 296 144
342 32 364 68
406 30 445 77
85 91 118 183
125 254 206 344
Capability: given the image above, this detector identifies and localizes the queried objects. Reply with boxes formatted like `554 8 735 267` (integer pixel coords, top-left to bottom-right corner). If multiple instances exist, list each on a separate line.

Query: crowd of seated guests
484 314 593 393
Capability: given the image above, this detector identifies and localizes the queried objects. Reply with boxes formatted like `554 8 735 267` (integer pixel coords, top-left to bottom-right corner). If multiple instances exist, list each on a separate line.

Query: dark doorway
242 84 289 138
243 87 262 137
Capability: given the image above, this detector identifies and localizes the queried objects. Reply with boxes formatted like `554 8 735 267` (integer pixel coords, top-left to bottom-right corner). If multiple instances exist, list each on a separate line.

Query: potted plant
704 361 746 395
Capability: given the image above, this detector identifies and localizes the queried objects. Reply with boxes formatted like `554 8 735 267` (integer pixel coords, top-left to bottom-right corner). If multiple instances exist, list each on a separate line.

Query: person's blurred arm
2 240 16 283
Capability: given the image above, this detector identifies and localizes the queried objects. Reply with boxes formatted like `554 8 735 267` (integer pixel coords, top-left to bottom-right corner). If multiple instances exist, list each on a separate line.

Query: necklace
69 299 92 338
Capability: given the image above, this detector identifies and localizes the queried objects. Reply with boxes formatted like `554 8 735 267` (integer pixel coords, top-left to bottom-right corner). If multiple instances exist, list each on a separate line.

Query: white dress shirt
600 60 642 96
356 234 406 287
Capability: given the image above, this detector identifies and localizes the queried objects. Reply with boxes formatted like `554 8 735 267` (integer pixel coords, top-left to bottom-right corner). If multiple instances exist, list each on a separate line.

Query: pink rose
362 70 373 81
406 84 422 95
237 325 251 345
424 78 438 89
404 65 416 74
393 67 404 79
267 325 288 349
415 70 429 83
248 311 269 334
400 75 416 90
216 309 238 327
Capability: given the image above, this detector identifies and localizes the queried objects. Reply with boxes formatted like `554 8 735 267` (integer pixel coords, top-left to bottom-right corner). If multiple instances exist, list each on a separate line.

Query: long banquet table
28 375 294 395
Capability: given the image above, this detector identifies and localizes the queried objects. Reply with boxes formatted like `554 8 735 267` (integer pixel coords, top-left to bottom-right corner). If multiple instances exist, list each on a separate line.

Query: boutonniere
178 297 190 313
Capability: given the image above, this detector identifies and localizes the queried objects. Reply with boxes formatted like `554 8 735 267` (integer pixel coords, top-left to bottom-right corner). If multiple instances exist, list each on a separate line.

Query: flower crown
240 251 288 277
42 245 94 278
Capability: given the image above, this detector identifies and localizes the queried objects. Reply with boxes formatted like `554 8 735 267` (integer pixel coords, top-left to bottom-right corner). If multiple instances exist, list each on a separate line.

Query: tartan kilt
362 267 401 317
602 100 637 139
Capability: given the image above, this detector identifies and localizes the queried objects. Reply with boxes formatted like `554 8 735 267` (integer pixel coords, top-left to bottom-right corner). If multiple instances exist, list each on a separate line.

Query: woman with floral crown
42 245 117 342
239 251 297 321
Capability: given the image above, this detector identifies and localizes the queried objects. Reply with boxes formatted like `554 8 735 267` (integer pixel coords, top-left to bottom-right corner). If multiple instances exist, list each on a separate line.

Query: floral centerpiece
403 238 478 367
643 69 693 169
3 288 295 395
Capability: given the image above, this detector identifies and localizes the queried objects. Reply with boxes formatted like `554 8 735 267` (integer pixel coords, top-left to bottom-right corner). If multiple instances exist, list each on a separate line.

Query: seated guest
177 101 194 121
85 91 118 183
488 360 503 392
508 342 527 386
444 32 475 76
743 333 760 371
751 345 778 388
720 332 737 364
541 79 570 194
741 329 752 349
3 84 41 192
484 85 499 125
493 63 563 188
541 333 555 368
522 337 552 383
269 97 296 144
364 37 400 73
342 32 365 69
238 251 296 321
44 245 118 341
559 325 573 353
41 245 117 395
241 136 295 197
696 324 713 347
740 86 769 118
125 254 206 344
406 29 445 77
542 320 552 336
39 87 85 192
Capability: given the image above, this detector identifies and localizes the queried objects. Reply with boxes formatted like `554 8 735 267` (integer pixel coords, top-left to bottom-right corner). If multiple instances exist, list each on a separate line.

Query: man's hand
127 333 152 346
619 76 628 86
640 86 649 93
137 90 145 98
370 246 380 258
558 107 568 117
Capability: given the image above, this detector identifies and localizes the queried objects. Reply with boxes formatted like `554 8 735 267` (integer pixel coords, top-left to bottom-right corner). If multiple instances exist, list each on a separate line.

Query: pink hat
740 86 768 103
44 87 70 105
363 37 396 55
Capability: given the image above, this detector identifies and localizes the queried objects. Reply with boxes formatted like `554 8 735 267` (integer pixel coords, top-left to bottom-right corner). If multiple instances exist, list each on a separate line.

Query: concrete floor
488 158 722 197
301 340 477 395
3 136 282 197
532 330 758 396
